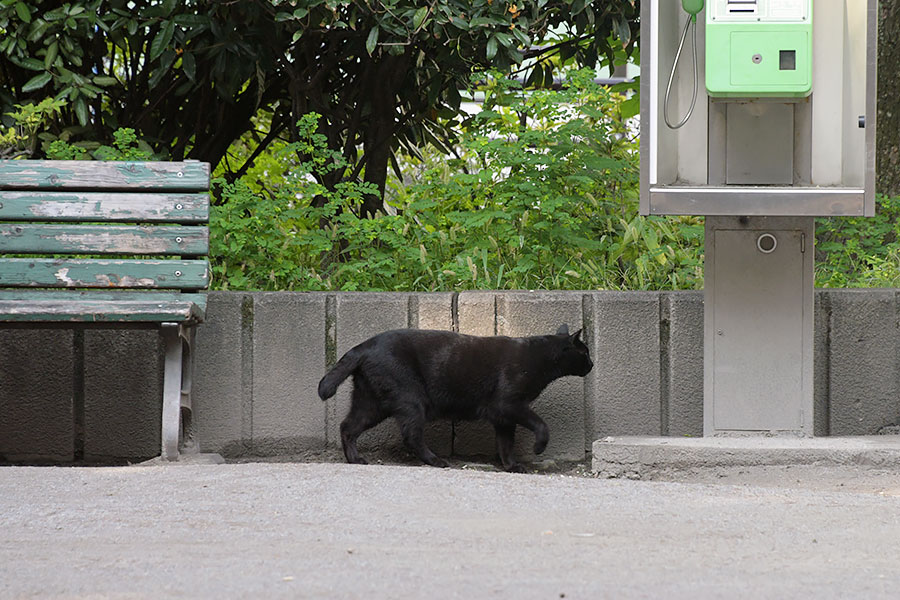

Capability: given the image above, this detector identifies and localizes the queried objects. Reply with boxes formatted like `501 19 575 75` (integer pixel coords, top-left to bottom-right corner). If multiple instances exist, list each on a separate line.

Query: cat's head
555 324 593 377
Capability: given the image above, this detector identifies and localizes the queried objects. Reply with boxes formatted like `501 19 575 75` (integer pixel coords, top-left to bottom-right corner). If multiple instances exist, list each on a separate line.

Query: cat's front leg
493 423 526 473
510 407 549 455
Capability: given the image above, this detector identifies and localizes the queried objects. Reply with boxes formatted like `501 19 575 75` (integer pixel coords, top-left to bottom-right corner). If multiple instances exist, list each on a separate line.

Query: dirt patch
227 448 594 476
228 451 900 495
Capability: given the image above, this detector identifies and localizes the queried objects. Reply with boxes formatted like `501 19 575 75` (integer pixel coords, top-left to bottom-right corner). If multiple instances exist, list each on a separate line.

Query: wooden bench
0 160 211 461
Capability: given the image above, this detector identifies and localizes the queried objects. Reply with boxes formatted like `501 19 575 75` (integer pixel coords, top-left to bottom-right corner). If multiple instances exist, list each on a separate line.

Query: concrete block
412 293 454 331
827 290 900 435
83 329 162 460
665 292 703 437
328 293 411 459
813 291 830 436
452 291 587 462
0 329 74 461
251 293 327 455
193 292 250 456
457 291 496 336
589 292 662 437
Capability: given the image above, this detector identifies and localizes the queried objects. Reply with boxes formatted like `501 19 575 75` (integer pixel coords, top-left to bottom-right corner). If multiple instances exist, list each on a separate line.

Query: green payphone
665 0 813 128
706 0 812 98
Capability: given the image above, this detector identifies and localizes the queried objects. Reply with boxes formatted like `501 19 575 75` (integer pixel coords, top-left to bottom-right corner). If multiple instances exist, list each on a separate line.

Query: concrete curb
592 435 900 478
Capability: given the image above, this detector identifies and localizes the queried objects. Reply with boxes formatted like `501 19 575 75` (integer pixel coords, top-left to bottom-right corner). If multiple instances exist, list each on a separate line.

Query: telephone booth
640 0 877 435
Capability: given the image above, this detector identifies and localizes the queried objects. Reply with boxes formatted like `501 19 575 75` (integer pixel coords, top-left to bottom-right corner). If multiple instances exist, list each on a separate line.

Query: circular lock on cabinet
757 232 777 254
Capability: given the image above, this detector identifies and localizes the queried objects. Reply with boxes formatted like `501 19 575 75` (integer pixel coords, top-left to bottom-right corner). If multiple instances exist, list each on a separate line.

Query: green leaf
21 71 52 92
44 41 58 70
72 96 89 126
413 6 429 30
613 17 631 47
150 20 175 61
11 56 46 71
619 95 639 120
27 19 50 42
486 36 498 60
148 49 176 89
173 14 210 28
15 1 31 23
365 26 379 56
182 51 196 81
92 75 118 86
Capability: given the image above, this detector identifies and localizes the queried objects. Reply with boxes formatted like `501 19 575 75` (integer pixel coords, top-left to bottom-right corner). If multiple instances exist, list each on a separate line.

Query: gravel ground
3 460 900 599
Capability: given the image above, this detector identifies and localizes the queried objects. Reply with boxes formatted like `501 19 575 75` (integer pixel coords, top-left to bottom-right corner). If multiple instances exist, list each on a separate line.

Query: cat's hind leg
340 385 388 465
395 406 449 468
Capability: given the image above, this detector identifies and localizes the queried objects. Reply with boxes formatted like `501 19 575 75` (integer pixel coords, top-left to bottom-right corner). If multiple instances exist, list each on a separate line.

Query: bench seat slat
0 161 209 191
0 299 204 323
0 224 208 255
0 258 209 289
0 191 209 223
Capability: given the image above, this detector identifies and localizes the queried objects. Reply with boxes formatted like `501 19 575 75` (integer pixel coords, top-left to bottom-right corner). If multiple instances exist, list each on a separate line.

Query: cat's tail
317 347 363 400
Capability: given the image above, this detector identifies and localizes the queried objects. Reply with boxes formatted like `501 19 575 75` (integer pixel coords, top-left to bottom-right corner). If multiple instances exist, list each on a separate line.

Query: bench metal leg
160 322 198 461
180 326 197 454
161 323 183 460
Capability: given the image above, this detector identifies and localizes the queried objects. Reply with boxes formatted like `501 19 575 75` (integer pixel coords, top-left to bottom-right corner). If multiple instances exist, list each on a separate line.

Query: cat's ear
556 324 569 336
569 328 583 342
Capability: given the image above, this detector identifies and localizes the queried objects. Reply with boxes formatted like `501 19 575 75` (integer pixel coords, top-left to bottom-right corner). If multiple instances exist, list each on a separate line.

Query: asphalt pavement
3 461 900 599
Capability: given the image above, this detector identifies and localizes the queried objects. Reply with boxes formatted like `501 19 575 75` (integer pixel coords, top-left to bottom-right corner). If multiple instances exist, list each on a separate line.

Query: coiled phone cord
663 14 699 129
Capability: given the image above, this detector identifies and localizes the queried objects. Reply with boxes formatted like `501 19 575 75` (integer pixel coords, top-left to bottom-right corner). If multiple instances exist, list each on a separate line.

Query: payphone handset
664 0 813 129
663 0 705 129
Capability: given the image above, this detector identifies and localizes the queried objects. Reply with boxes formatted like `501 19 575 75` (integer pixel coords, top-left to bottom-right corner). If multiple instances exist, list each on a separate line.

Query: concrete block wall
2 290 899 464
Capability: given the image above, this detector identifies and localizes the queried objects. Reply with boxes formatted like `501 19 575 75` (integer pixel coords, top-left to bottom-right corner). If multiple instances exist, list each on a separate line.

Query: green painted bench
0 160 211 461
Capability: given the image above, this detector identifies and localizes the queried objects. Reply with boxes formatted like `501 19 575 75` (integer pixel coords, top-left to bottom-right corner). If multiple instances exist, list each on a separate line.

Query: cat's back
363 328 474 358
360 328 517 368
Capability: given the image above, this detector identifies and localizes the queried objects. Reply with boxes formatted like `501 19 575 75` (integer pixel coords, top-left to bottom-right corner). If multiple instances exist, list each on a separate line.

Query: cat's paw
425 456 450 468
533 438 548 455
505 463 527 474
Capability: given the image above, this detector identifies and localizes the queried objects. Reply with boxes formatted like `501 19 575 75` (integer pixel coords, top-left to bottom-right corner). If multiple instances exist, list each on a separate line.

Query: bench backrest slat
0 191 209 223
0 160 211 294
0 160 209 191
0 224 208 255
0 258 209 289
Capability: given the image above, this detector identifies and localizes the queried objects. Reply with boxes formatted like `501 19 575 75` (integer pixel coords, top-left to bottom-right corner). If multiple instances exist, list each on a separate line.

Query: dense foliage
209 72 694 291
0 0 639 215
1 1 898 292
815 195 900 288
207 70 900 291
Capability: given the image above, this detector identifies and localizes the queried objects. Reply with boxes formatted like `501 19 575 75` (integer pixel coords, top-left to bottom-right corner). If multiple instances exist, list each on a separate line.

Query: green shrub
210 71 705 291
815 195 900 288
44 127 156 161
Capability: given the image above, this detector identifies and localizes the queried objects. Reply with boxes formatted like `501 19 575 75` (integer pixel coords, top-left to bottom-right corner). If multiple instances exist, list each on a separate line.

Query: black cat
317 324 593 472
